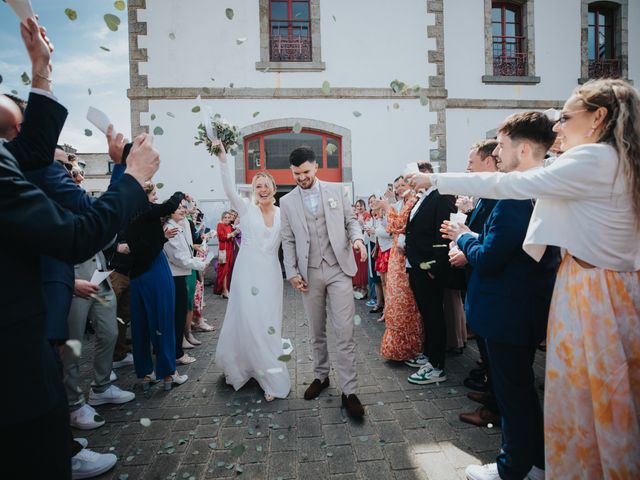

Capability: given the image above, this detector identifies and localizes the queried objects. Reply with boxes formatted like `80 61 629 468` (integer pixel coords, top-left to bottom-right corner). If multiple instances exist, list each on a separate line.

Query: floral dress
380 195 424 361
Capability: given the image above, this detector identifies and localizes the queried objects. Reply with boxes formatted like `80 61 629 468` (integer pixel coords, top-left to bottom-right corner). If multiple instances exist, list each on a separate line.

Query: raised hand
20 17 54 91
405 172 433 191
106 124 129 164
124 133 160 186
211 139 227 163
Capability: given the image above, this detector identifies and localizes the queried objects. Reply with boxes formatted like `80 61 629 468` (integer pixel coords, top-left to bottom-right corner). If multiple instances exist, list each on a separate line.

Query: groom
280 146 367 418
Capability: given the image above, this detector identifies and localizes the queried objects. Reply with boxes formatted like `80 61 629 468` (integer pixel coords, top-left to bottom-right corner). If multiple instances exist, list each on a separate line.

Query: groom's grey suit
280 181 363 395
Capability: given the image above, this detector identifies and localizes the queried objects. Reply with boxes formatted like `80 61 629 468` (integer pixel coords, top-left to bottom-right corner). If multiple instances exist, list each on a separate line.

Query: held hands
74 279 100 299
353 239 367 262
405 173 433 191
289 275 309 293
106 125 129 164
211 139 227 163
124 133 160 186
440 220 471 242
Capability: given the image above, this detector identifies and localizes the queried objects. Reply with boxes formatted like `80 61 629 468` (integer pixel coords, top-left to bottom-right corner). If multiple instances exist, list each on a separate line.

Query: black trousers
408 267 446 370
173 275 188 358
485 338 544 480
476 334 500 414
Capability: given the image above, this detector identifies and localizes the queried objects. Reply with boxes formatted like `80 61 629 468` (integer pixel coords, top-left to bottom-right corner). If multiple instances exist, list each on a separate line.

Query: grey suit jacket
280 181 363 281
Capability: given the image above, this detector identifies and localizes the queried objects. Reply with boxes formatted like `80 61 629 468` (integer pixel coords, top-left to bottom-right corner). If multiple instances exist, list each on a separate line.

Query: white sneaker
407 362 447 385
109 370 117 382
465 463 500 480
70 404 105 430
88 385 135 406
185 332 201 345
182 338 195 349
527 466 545 480
177 353 197 365
71 448 117 479
112 352 134 369
404 353 429 368
75 438 89 448
171 373 188 385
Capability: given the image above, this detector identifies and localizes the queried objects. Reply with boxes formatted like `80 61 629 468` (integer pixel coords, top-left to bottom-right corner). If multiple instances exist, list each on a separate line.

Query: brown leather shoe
459 406 500 427
467 391 495 406
304 378 329 400
341 393 365 418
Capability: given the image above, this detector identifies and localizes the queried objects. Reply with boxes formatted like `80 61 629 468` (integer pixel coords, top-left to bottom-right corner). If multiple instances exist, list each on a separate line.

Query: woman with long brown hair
409 78 640 480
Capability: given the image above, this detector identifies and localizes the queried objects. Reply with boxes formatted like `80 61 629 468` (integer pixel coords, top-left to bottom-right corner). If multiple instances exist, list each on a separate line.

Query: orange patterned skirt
544 255 640 479
380 243 423 361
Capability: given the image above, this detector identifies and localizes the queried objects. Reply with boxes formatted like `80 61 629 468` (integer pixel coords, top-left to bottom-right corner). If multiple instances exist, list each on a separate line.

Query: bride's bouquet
194 118 241 156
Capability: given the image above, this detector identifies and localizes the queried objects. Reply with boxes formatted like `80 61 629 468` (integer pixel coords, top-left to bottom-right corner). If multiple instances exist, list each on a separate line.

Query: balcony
588 58 621 79
270 35 312 63
492 36 527 76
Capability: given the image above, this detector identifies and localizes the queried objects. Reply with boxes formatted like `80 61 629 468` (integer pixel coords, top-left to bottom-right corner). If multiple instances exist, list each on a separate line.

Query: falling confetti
277 354 292 362
236 37 246 45
139 418 151 427
267 326 276 335
420 92 429 106
252 111 260 118
64 8 77 21
156 182 164 189
104 14 121 32
21 72 30 85
166 112 175 118
153 126 164 135
393 103 400 109
114 0 126 11
251 287 259 296
292 122 302 134
321 80 331 95
169 32 176 40
150 113 156 120
326 143 337 155
84 129 93 137
352 111 362 117
192 106 201 113
353 315 362 326
225 8 234 20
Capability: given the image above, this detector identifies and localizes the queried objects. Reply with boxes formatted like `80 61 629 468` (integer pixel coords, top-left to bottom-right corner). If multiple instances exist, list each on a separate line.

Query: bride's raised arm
214 140 248 217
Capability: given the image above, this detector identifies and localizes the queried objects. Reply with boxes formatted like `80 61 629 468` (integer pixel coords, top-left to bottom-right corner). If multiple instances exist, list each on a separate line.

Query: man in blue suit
442 112 560 480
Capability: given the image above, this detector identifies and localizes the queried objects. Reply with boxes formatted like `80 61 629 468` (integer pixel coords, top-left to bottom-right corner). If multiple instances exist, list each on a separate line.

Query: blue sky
1 1 130 152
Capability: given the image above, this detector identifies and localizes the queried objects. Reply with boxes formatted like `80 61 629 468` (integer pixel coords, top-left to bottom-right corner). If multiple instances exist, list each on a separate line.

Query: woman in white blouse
409 78 640 480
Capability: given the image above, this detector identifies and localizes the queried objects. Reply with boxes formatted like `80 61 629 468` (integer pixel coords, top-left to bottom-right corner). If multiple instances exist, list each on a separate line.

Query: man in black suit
0 17 160 479
404 162 457 385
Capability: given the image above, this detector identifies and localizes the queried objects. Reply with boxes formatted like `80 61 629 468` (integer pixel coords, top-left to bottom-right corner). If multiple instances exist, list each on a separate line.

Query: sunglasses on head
71 169 85 178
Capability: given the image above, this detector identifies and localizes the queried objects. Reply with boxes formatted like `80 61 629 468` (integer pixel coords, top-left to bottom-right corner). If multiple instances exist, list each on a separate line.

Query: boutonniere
327 198 338 209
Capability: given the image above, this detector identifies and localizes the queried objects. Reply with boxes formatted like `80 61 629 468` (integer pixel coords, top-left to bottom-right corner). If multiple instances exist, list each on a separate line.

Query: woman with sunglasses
408 78 640 480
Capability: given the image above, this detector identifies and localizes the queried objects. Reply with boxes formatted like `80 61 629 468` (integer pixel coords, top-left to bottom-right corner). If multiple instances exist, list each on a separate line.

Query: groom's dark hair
289 146 316 167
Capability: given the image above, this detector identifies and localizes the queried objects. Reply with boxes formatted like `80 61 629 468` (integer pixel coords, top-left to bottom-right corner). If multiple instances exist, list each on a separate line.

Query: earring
585 127 595 138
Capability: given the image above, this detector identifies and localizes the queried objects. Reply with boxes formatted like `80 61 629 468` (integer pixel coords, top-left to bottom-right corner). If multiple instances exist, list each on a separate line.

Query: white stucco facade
127 0 639 201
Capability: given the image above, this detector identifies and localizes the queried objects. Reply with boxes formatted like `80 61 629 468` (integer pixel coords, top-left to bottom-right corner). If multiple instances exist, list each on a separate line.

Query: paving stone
383 443 418 470
323 423 350 446
327 445 357 475
268 451 297 479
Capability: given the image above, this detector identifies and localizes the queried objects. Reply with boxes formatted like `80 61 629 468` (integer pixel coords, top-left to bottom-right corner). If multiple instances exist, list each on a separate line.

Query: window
270 0 311 62
491 2 526 76
482 0 538 84
587 3 621 78
244 129 342 185
256 0 324 71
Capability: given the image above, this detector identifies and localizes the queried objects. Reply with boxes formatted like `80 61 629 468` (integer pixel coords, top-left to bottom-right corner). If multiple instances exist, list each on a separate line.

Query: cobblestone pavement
78 284 546 480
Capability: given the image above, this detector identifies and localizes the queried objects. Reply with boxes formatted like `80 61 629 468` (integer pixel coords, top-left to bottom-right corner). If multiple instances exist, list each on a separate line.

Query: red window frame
244 128 342 186
588 4 616 60
269 0 312 62
492 2 524 57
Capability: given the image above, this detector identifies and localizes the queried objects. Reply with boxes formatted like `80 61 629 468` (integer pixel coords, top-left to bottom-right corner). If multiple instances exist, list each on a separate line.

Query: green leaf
267 326 276 335
277 434 285 440
292 122 302 134
352 111 362 118
230 444 246 458
202 87 211 94
169 32 176 40
104 14 121 32
156 182 164 189
359 435 369 442
21 72 30 85
256 445 263 452
150 113 156 120
192 106 201 113
332 15 336 22
326 452 334 457
166 112 175 118
277 354 291 362
236 465 244 474
88 88 92 95
393 102 400 110
353 314 362 326
420 92 429 106
84 129 93 137
225 8 234 20
252 111 260 118
321 80 331 95
282 342 291 349
225 463 235 470
64 8 78 21
153 126 164 135
325 143 337 155
114 0 126 11
11 90 19 95
139 418 151 427
251 286 259 296
217 461 226 467
236 37 246 45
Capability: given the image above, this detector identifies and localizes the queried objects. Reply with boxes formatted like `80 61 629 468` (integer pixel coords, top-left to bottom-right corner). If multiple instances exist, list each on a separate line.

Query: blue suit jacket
458 199 560 346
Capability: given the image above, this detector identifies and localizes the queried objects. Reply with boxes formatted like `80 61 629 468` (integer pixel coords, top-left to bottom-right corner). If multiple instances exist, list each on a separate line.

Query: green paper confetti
277 354 291 362
21 72 30 85
156 182 164 189
352 111 362 117
153 126 164 135
225 8 234 20
114 1 126 11
321 80 331 95
191 106 200 113
84 129 93 137
104 14 121 32
267 326 276 335
139 418 151 427
251 287 259 296
292 122 302 134
64 8 77 21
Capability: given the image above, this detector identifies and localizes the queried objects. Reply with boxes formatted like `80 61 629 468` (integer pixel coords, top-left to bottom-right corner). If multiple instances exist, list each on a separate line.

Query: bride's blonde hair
252 171 277 205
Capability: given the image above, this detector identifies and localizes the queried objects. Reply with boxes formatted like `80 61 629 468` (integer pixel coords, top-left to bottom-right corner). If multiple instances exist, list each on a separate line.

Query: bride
212 140 291 401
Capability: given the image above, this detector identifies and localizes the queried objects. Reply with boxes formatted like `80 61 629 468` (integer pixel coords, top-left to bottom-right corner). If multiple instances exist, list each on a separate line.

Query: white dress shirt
300 180 321 215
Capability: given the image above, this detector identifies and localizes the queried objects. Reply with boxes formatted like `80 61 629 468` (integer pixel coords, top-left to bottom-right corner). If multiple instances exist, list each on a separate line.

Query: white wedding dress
214 159 291 398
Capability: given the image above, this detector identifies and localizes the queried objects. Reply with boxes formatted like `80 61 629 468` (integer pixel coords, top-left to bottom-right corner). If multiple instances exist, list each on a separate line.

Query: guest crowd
1 15 638 480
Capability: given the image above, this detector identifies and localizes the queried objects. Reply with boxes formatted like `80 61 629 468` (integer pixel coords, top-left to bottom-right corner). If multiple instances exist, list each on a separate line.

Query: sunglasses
558 109 588 125
71 169 85 178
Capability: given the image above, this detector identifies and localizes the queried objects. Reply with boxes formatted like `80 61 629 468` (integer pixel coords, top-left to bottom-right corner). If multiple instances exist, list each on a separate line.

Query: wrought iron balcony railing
588 58 622 79
270 35 312 62
492 36 527 76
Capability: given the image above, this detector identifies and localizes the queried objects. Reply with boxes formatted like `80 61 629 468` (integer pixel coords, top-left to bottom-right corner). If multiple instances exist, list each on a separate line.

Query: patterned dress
214 222 235 294
544 255 640 479
380 195 424 361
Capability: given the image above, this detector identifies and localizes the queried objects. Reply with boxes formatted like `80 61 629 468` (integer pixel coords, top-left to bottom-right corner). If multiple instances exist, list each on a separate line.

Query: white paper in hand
196 95 217 142
403 162 420 176
90 269 113 285
87 107 113 135
6 0 35 23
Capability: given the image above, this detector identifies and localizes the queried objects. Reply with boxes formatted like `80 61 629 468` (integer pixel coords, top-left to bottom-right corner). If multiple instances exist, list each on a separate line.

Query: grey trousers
63 289 117 408
301 261 358 395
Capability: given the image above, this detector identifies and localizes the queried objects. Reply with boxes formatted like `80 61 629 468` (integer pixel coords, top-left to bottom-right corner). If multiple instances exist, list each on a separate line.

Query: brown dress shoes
341 393 365 418
304 378 330 400
459 406 500 427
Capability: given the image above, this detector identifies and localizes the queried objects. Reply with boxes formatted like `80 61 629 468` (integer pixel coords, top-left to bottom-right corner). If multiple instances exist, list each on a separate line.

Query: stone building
125 0 639 207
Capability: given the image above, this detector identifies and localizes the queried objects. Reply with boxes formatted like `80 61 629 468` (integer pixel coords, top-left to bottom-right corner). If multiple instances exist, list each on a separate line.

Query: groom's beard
297 177 316 189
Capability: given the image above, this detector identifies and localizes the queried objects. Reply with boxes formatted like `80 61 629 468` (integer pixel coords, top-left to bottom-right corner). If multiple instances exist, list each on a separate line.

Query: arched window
588 2 621 78
269 0 312 62
244 129 342 185
491 2 526 76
